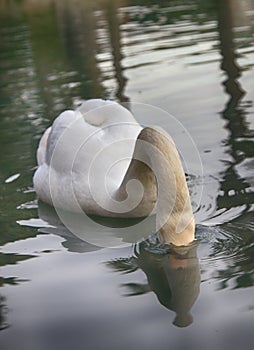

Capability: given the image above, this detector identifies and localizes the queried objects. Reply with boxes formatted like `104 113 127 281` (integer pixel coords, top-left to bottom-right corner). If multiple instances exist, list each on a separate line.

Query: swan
33 99 195 246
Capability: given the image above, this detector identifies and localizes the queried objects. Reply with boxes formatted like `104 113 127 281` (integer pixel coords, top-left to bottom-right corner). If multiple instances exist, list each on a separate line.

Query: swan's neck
116 127 195 246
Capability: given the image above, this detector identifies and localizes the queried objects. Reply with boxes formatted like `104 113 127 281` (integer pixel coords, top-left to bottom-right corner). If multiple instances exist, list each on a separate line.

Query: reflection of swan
33 99 194 246
20 200 200 327
108 241 200 327
36 201 101 253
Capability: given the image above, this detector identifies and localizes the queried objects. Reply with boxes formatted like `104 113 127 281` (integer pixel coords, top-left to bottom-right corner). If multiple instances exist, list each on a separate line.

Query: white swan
33 99 195 246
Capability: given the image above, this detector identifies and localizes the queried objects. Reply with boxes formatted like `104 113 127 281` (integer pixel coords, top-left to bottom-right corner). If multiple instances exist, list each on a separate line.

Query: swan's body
33 99 195 246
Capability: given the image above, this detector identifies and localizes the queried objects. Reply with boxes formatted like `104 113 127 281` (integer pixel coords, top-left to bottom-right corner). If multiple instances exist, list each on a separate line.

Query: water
0 0 254 349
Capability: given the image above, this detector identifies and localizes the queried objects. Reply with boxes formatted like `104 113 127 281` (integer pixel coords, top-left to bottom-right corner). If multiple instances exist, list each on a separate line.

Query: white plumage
33 99 142 214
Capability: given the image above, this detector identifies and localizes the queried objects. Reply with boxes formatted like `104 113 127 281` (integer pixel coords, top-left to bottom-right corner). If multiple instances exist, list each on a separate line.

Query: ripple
197 213 254 290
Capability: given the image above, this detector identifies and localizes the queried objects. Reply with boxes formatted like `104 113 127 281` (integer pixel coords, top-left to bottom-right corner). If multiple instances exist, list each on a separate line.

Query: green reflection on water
0 0 253 340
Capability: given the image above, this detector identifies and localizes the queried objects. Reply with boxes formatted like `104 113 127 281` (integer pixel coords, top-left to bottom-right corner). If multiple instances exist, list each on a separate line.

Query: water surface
0 1 254 349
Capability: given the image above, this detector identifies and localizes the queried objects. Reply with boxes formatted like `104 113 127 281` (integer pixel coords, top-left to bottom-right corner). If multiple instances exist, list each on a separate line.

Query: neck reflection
108 240 200 328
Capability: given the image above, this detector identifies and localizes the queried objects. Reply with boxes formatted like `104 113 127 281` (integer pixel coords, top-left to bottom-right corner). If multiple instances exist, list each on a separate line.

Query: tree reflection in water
216 0 254 216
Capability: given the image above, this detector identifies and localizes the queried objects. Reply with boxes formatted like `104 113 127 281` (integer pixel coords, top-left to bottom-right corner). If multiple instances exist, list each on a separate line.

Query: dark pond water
0 0 254 349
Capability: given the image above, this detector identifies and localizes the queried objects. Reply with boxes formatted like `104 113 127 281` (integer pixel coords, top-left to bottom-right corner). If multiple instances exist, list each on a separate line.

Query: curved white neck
117 126 195 246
